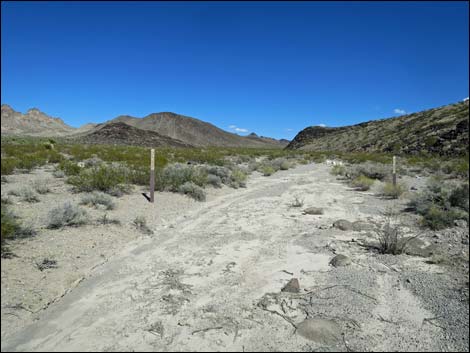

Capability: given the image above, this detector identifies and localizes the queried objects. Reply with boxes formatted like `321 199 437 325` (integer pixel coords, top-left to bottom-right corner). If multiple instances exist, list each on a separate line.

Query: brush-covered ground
1 139 469 352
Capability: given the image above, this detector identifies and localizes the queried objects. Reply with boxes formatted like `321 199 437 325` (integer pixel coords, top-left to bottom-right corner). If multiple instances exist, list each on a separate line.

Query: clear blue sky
1 1 469 139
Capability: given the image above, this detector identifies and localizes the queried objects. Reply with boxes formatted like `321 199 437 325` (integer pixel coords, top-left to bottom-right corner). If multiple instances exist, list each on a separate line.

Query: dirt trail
1 164 464 351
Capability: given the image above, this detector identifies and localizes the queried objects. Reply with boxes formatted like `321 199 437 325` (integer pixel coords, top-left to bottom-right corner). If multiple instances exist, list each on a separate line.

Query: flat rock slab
333 219 353 231
303 207 324 215
352 220 374 232
296 318 341 344
281 278 300 293
329 254 351 267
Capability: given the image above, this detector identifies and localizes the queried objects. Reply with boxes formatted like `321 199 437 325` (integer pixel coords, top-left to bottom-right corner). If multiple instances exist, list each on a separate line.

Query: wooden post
150 149 155 203
392 155 397 187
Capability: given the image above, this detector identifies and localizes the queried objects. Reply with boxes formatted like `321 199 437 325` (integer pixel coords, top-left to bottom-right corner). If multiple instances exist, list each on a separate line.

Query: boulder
333 219 353 231
296 318 341 344
281 278 300 293
329 254 351 267
303 207 324 215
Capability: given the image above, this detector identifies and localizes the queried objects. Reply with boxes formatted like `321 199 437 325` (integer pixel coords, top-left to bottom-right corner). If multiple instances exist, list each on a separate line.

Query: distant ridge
286 100 469 156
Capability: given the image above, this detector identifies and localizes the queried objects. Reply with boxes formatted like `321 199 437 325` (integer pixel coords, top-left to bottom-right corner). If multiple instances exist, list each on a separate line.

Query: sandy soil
1 163 468 352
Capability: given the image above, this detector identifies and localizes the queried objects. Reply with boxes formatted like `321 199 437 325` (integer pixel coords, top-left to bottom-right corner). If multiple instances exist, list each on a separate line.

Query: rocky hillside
0 105 80 136
286 100 469 156
103 112 286 148
71 122 193 148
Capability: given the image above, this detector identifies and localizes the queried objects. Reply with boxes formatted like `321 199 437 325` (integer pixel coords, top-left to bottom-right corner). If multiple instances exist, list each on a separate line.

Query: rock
333 219 353 231
329 254 351 267
411 186 418 191
352 221 374 232
296 318 341 344
303 207 324 215
454 219 468 228
281 278 300 293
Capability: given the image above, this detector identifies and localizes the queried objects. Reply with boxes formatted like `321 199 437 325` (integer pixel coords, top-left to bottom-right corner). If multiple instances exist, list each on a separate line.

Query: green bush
449 183 469 212
33 180 51 194
260 165 275 176
351 175 375 191
133 216 153 234
67 163 131 195
58 160 82 176
381 182 407 199
1 158 18 175
1 204 20 246
330 164 346 176
230 168 247 188
347 162 389 180
156 163 207 192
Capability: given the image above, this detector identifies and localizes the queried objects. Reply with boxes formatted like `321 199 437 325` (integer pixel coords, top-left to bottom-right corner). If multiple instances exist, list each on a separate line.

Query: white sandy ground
1 163 468 352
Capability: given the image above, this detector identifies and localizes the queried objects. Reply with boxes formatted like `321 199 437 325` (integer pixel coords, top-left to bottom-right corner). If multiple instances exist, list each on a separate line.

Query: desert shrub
248 160 261 172
7 189 22 197
178 181 206 201
351 175 375 191
83 156 104 168
375 213 412 255
207 174 222 188
1 158 18 175
1 204 20 246
21 188 40 203
230 168 247 188
58 160 82 176
449 183 469 212
290 196 304 208
409 178 469 230
331 164 346 176
346 162 389 180
260 165 275 176
47 202 88 229
53 169 65 178
156 163 207 192
80 192 116 210
133 216 153 234
97 213 121 225
67 163 131 195
204 166 231 184
33 180 51 194
381 182 407 199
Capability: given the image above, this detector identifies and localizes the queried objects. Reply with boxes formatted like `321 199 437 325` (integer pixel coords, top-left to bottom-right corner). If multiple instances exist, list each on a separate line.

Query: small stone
281 278 300 293
329 254 351 267
303 207 324 215
333 219 353 231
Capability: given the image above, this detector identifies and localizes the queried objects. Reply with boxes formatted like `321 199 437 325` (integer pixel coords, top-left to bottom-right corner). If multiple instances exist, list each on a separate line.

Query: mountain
1 105 287 148
72 122 193 148
101 112 286 148
286 100 469 156
0 105 80 136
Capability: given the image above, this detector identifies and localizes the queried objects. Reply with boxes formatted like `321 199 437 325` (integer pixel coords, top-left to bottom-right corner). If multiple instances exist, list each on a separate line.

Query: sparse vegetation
351 175 375 191
20 188 40 203
409 178 469 230
80 192 116 210
178 182 206 201
133 216 153 234
97 213 121 225
47 202 88 229
260 165 275 176
290 196 304 208
33 180 51 194
330 164 346 176
375 211 413 255
53 169 65 178
229 168 247 188
381 182 407 199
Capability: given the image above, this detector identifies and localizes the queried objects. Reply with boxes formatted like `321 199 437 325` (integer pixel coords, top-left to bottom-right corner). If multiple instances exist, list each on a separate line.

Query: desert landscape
1 1 468 352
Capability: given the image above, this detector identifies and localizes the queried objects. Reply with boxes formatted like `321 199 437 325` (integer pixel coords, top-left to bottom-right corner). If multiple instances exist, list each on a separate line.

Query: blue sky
1 1 468 139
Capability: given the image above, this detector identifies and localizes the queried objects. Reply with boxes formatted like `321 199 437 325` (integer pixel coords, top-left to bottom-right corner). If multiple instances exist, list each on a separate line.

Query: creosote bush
260 165 275 176
230 168 247 188
47 202 88 229
351 175 375 191
381 182 407 199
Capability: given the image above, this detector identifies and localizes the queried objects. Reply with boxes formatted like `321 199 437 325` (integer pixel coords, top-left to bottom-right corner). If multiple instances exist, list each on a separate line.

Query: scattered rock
296 318 341 344
303 207 324 215
329 254 351 267
281 278 300 293
333 219 353 231
410 186 418 191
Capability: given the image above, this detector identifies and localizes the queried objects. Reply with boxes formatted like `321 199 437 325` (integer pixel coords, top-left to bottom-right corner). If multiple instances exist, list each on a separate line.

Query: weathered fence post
392 155 397 187
150 149 155 203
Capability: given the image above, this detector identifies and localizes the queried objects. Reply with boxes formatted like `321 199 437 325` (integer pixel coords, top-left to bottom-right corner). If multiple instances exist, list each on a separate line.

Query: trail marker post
150 149 155 203
392 155 397 187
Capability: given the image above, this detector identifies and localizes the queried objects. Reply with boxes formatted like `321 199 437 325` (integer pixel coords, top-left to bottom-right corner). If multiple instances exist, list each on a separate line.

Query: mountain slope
1 105 78 136
102 112 286 148
72 122 193 148
286 100 469 156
